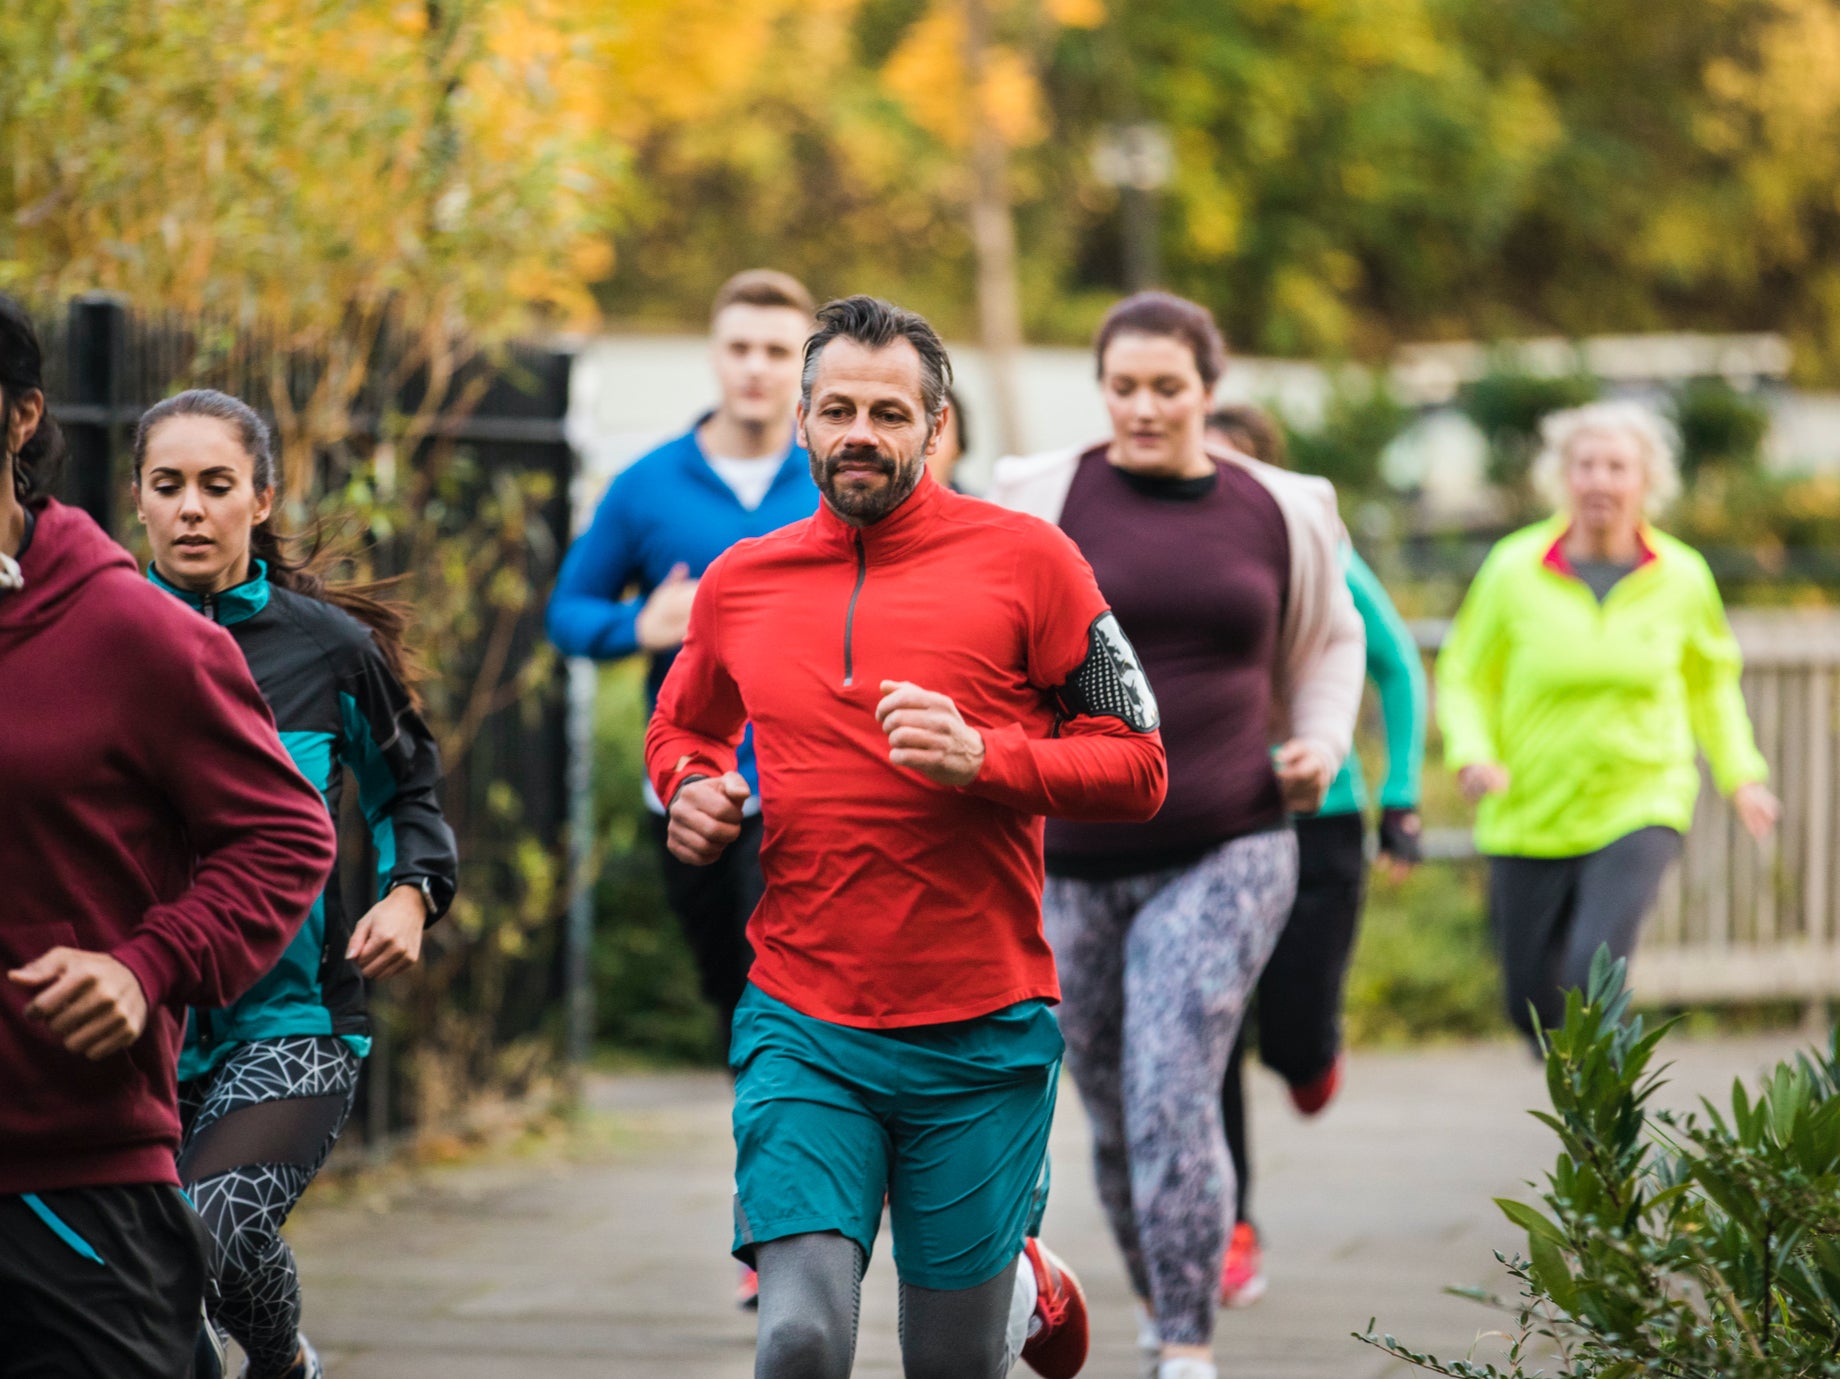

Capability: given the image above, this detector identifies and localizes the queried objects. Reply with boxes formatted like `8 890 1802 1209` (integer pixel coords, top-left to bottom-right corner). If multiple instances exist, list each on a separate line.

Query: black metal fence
41 294 578 1143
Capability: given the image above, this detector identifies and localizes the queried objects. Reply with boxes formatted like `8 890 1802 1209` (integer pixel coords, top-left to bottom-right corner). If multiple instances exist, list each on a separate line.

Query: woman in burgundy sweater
0 296 337 1379
992 294 1363 1379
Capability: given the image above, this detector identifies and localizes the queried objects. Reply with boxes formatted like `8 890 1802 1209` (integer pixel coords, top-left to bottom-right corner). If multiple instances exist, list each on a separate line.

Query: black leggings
1487 826 1682 1039
1221 812 1367 1227
178 1036 362 1377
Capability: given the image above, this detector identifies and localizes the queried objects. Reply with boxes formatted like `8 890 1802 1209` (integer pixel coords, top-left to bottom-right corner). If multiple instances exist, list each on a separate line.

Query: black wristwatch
1378 808 1423 865
398 876 441 921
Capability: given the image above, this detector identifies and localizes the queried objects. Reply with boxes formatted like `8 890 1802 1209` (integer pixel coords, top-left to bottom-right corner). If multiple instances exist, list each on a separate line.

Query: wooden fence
1416 610 1840 1010
1641 612 1840 1006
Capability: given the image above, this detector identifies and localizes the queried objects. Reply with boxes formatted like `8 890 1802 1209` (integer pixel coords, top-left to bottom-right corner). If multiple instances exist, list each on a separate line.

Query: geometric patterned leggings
178 1037 362 1377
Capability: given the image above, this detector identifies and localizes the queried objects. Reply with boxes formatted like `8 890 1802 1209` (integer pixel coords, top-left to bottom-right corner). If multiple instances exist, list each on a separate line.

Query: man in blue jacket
548 270 818 1084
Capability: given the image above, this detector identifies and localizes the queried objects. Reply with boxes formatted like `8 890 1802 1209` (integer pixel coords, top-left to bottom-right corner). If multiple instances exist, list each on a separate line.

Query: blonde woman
1437 400 1779 1038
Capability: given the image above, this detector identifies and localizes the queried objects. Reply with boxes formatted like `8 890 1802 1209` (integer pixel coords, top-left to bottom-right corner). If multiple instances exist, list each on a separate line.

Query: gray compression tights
753 1232 1023 1379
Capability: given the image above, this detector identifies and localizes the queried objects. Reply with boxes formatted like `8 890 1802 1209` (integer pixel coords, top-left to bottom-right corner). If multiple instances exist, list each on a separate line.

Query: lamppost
1093 122 1173 292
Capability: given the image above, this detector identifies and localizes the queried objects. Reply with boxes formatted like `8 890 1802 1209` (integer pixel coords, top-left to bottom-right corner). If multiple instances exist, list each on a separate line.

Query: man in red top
647 296 1166 1379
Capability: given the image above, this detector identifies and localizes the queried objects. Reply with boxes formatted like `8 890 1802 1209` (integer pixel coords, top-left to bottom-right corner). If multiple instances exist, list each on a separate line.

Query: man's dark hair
1207 403 1287 467
0 295 66 503
801 295 953 433
1094 291 1228 391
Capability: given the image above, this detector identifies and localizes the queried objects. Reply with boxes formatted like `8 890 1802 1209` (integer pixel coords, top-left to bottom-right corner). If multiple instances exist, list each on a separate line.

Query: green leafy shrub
1671 378 1770 481
1667 469 1840 601
1460 363 1600 512
1282 372 1413 500
589 662 719 1063
1361 950 1840 1377
1345 859 1505 1045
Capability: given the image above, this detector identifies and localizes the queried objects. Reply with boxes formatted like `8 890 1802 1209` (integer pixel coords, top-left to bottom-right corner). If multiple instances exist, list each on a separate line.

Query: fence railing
1414 610 1840 1009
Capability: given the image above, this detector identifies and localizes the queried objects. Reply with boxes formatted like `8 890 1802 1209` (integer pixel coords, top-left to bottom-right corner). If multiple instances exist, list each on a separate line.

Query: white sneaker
1134 1301 1159 1355
241 1334 322 1379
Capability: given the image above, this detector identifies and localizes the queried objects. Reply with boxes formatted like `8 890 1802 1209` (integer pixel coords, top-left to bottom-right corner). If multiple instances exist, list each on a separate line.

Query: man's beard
812 443 923 525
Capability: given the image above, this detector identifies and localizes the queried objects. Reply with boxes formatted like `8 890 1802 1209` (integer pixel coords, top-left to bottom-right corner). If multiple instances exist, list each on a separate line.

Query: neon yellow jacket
1436 516 1767 858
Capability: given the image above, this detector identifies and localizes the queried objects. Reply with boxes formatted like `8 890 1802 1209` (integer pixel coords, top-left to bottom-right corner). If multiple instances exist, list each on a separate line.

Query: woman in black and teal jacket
1206 406 1427 1309
133 389 457 1379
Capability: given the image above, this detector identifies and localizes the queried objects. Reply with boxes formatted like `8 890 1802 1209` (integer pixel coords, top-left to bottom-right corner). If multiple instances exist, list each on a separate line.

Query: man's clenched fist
876 680 986 787
668 771 752 865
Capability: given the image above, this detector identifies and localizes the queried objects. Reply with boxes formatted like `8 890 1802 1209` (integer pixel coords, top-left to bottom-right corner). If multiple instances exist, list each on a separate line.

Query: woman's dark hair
0 295 67 503
132 389 423 695
1206 403 1287 467
944 386 970 453
1093 292 1228 391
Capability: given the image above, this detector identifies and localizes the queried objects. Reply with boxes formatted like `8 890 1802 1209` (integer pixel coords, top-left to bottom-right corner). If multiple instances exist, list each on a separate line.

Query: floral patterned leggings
1044 828 1298 1348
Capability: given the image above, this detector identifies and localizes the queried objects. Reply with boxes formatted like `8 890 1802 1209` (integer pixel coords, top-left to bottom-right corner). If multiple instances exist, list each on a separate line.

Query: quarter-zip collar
810 467 942 562
1538 517 1659 585
148 559 271 626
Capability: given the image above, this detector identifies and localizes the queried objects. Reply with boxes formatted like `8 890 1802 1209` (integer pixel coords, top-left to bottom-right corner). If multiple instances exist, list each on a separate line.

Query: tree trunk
963 0 1025 458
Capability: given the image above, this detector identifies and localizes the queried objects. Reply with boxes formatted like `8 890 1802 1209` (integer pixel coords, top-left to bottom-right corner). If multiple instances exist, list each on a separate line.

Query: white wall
564 333 1333 525
564 331 1836 531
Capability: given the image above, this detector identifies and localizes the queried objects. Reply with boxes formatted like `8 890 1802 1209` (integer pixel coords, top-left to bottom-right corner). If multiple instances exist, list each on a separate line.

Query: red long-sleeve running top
646 473 1167 1028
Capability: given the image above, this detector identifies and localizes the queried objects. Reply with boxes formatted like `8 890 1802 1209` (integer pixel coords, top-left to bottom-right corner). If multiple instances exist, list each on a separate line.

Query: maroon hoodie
0 501 337 1193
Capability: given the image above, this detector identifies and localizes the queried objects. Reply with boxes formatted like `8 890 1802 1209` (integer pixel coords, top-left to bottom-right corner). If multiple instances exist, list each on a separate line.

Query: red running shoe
1020 1237 1089 1378
1288 1053 1343 1117
1218 1221 1268 1307
736 1262 760 1311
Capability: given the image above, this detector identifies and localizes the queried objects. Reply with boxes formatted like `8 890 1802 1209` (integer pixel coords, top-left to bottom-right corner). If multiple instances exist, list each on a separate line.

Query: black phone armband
1054 612 1160 733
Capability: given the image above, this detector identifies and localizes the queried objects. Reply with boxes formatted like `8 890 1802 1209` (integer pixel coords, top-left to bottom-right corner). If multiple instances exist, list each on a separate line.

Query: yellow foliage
882 1 1046 151
0 0 625 342
884 4 972 147
982 46 1048 148
1172 129 1242 261
1043 0 1105 28
1696 0 1840 252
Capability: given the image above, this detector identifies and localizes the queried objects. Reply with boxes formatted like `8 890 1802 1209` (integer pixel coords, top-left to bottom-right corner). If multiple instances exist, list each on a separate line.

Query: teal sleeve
1345 550 1427 810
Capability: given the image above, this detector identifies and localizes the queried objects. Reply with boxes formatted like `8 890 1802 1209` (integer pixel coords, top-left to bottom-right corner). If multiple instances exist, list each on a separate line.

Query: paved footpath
288 1033 1806 1378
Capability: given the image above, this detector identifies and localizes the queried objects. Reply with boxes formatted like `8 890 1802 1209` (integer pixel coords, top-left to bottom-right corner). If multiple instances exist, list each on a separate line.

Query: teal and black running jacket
150 561 458 1080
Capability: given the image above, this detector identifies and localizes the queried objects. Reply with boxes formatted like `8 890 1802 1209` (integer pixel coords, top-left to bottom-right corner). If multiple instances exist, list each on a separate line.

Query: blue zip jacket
150 562 459 1081
545 420 818 798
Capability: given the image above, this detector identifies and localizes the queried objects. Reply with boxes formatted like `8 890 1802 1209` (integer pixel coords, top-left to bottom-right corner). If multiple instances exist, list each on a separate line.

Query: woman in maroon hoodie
0 296 338 1379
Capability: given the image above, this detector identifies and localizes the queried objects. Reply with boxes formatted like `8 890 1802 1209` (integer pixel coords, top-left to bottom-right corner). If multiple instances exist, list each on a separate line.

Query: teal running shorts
729 983 1061 1290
